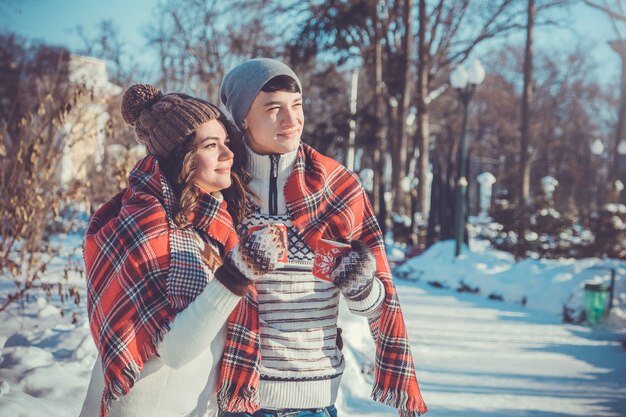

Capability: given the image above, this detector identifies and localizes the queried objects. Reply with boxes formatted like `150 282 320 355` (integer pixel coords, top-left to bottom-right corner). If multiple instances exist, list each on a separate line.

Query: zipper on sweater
269 154 279 215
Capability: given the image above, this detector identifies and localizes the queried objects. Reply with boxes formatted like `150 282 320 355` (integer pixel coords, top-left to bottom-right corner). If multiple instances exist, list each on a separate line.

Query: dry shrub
0 35 100 313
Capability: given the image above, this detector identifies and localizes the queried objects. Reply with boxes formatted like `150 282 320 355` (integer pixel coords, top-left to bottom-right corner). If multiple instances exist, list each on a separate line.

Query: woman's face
192 119 234 193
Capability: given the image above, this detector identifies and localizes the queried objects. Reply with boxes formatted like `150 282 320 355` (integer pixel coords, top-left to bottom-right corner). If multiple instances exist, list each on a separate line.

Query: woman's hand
230 224 287 276
214 225 287 295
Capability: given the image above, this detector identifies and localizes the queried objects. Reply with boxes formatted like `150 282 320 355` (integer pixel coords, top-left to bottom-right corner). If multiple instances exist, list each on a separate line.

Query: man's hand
330 240 377 301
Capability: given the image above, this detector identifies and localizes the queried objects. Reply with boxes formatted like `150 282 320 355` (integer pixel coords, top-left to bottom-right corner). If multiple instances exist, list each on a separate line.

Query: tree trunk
372 1 388 234
517 0 535 257
413 0 429 242
609 40 626 203
345 69 359 171
393 0 413 217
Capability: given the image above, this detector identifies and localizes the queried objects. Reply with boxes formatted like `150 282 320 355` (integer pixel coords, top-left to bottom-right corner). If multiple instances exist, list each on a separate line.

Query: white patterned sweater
245 145 385 410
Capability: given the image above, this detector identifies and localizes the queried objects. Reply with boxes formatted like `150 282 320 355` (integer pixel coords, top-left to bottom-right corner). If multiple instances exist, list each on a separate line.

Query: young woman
79 84 285 417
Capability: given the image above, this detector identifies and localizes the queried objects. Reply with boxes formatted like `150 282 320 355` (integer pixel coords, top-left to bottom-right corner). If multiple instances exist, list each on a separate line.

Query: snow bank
395 240 626 328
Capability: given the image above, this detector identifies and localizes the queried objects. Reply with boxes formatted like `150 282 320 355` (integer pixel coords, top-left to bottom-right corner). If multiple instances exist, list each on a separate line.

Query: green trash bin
583 283 609 325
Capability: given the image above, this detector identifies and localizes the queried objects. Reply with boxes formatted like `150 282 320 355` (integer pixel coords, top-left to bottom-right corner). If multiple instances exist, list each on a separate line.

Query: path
397 281 626 417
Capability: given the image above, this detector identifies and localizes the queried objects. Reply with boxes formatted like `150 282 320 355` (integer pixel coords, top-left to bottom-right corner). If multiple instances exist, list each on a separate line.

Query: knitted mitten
330 240 377 301
215 224 286 295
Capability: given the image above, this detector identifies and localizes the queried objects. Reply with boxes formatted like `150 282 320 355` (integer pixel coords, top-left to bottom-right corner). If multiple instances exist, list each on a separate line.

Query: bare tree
145 0 282 102
585 1 626 203
585 0 626 25
145 0 229 100
392 0 413 218
372 0 389 230
0 36 101 309
412 1 532 223
75 19 147 87
514 0 535 257
72 20 148 206
414 0 429 237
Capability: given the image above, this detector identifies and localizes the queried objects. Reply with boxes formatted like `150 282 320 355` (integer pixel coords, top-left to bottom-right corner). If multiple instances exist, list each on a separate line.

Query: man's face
242 90 304 155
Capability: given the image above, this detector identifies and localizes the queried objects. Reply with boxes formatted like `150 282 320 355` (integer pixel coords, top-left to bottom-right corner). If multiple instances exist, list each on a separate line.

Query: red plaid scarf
217 143 427 416
84 155 237 417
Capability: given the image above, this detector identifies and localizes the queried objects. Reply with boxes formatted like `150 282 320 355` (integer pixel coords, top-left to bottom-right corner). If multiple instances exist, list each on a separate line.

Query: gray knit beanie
121 84 221 159
219 58 302 129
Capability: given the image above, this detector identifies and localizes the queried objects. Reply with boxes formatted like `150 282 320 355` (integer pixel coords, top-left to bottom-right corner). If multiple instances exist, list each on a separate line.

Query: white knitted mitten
215 225 286 295
330 240 377 301
230 224 286 276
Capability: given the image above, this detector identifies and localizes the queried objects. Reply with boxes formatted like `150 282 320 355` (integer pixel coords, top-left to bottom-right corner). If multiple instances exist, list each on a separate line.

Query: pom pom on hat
120 84 222 159
121 84 163 127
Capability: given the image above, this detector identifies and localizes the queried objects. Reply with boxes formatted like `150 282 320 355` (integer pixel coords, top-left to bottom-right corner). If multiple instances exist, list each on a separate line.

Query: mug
313 239 351 281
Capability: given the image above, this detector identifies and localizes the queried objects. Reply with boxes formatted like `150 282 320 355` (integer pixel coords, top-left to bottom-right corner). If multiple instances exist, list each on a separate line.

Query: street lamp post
617 140 626 203
450 60 485 257
609 40 626 203
591 137 606 208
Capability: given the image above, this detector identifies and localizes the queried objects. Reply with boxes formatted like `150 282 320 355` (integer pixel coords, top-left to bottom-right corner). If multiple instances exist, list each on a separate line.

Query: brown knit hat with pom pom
121 84 221 159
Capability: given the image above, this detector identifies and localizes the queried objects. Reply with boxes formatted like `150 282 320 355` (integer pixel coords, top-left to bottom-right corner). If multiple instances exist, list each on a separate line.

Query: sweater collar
245 142 298 181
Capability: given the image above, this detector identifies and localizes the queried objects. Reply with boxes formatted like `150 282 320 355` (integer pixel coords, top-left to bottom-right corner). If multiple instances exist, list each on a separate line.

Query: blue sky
0 0 155 49
0 0 159 69
0 0 620 82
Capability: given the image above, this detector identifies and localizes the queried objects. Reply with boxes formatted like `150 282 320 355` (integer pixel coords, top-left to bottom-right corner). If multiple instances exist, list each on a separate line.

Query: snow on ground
395 240 626 329
1 235 625 416
396 282 626 417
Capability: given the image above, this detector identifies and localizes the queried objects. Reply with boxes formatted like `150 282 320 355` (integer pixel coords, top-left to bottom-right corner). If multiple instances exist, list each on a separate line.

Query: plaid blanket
217 143 427 416
84 155 237 417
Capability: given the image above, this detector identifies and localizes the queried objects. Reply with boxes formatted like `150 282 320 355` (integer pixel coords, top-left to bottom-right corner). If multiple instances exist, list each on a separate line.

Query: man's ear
241 119 248 129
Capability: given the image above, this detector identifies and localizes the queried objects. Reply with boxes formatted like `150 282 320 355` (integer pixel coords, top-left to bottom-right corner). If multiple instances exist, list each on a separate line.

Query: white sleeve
343 276 385 318
79 359 105 417
157 277 242 368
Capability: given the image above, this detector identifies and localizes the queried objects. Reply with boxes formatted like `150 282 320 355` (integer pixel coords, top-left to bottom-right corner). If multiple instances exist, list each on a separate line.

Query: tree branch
585 0 626 23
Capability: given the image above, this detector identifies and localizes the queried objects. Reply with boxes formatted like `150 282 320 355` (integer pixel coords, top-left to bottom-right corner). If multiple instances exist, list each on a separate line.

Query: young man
217 58 427 417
